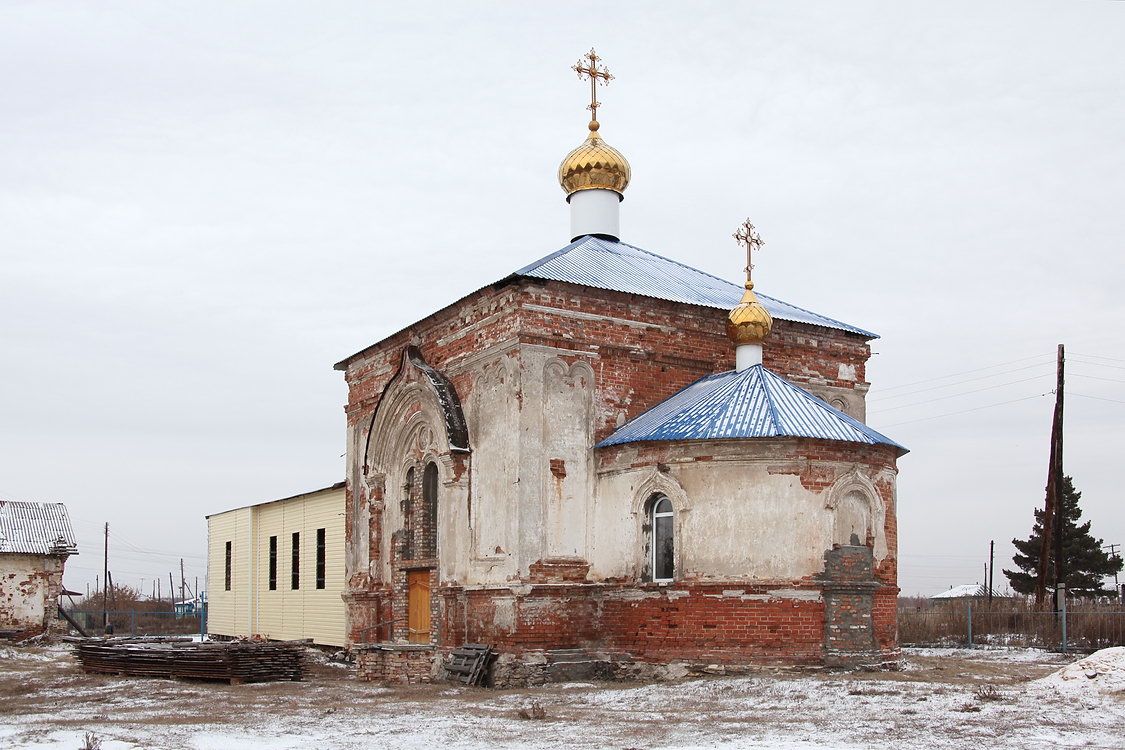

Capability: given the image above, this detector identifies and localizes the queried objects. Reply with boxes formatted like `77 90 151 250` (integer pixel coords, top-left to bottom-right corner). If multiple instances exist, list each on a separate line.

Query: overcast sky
2 1 1122 600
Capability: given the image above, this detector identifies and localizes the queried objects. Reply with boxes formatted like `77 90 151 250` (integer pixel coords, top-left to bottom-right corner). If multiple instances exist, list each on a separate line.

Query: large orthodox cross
573 48 614 122
733 219 765 282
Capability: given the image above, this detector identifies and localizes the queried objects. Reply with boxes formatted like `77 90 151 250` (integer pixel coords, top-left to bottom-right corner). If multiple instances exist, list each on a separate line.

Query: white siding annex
206 483 345 648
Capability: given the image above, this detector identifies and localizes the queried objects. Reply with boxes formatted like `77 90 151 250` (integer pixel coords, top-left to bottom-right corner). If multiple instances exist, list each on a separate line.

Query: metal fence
66 609 205 638
899 604 1125 652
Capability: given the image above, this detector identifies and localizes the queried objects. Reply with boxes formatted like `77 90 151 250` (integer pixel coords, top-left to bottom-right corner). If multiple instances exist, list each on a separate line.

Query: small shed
932 584 990 601
930 584 1013 604
0 500 78 638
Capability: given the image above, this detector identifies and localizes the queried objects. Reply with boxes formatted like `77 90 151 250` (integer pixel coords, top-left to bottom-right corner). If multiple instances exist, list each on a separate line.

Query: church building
336 51 907 684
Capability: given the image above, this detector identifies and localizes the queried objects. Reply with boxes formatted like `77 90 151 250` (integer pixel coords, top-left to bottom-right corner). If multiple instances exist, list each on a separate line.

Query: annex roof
597 364 906 452
515 236 876 337
0 501 79 556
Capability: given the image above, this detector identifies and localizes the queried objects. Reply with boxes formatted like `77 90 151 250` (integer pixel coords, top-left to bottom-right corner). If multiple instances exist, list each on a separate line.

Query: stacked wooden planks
73 640 304 684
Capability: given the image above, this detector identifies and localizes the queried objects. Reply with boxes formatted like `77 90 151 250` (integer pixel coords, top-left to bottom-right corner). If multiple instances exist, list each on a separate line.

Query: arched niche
825 468 887 560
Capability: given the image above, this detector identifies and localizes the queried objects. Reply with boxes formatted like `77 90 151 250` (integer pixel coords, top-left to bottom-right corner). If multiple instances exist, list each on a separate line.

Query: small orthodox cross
733 219 765 282
573 48 614 123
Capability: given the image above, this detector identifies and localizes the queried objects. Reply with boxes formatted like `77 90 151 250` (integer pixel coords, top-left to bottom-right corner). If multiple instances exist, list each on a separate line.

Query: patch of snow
1035 646 1125 695
902 646 1071 664
0 646 56 663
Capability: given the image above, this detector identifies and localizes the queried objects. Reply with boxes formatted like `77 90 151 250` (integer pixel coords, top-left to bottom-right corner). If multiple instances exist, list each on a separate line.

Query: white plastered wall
591 442 894 583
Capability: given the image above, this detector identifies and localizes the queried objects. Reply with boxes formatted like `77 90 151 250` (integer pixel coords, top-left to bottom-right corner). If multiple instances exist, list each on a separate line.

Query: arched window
420 461 439 558
834 490 871 548
404 467 415 511
651 494 674 582
401 467 416 559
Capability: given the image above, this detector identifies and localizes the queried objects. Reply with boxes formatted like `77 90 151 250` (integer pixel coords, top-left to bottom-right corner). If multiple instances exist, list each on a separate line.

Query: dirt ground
1 644 1121 750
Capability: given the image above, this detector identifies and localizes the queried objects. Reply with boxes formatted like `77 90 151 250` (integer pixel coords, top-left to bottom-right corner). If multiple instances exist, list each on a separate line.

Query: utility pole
1035 344 1065 607
169 572 175 612
180 558 187 607
1106 544 1121 601
102 522 109 632
988 540 995 606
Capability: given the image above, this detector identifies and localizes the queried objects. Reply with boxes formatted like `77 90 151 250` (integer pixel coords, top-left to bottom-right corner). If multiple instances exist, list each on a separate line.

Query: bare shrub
80 732 102 750
974 684 1003 702
516 700 547 720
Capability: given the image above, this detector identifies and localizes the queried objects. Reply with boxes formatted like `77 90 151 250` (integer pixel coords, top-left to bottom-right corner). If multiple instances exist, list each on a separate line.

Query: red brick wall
439 583 826 666
355 647 436 683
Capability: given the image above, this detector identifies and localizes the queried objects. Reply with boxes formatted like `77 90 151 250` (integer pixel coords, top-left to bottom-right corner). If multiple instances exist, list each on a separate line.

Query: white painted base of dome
569 188 621 241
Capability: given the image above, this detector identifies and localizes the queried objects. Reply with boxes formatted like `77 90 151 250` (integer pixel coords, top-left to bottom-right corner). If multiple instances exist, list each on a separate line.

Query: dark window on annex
268 535 278 591
291 531 300 590
316 527 326 590
224 541 232 591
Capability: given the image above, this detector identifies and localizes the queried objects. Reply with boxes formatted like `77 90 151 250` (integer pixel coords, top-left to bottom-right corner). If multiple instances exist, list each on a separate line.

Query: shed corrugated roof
516 236 876 337
597 365 905 452
0 501 79 556
931 584 989 599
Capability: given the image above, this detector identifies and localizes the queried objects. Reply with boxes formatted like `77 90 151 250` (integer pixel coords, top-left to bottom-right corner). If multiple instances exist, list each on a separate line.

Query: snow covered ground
0 645 1121 749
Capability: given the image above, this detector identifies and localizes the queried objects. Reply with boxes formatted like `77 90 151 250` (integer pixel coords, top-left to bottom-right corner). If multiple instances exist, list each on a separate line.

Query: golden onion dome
727 281 773 345
558 121 631 198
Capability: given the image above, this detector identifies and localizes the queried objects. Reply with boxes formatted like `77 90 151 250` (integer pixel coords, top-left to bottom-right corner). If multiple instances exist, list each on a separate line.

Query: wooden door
407 570 431 644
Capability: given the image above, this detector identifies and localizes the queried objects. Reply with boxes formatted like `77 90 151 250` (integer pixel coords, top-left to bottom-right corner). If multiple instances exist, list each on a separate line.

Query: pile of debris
73 638 304 684
1036 646 1125 695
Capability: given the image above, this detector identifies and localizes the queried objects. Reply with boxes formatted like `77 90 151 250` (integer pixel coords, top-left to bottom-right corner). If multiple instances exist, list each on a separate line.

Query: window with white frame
651 494 674 582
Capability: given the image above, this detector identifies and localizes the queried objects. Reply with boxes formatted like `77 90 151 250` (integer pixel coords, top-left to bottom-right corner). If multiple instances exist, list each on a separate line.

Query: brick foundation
354 644 438 683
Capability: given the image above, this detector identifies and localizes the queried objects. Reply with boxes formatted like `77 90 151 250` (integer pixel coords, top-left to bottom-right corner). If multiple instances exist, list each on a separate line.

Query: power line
870 374 1048 414
875 354 1051 394
1066 357 1125 371
1067 391 1125 406
881 393 1049 428
871 361 1053 403
1070 373 1125 385
1072 351 1125 365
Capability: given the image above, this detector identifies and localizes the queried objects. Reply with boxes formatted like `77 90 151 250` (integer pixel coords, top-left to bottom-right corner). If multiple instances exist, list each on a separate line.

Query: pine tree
1004 476 1122 597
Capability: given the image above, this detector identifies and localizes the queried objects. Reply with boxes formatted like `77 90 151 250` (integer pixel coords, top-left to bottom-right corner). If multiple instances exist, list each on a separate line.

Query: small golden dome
558 122 631 198
727 281 773 345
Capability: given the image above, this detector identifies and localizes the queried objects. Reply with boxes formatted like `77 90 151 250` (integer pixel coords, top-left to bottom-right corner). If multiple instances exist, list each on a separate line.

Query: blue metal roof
597 365 906 452
516 236 876 338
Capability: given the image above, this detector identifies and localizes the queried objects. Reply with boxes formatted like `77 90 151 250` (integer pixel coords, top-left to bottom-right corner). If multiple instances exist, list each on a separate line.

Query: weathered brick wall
439 583 825 667
516 281 871 441
818 545 900 666
354 646 437 683
0 553 67 638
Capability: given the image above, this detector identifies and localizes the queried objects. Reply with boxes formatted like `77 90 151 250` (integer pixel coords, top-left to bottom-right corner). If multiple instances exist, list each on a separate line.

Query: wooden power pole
1035 344 1065 607
988 540 995 605
102 522 109 632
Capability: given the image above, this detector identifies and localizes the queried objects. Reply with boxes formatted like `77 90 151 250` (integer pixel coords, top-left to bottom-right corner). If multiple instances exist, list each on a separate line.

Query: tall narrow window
316 528 326 590
268 535 278 591
224 541 232 591
651 495 674 582
421 461 439 558
291 531 300 590
401 467 415 560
